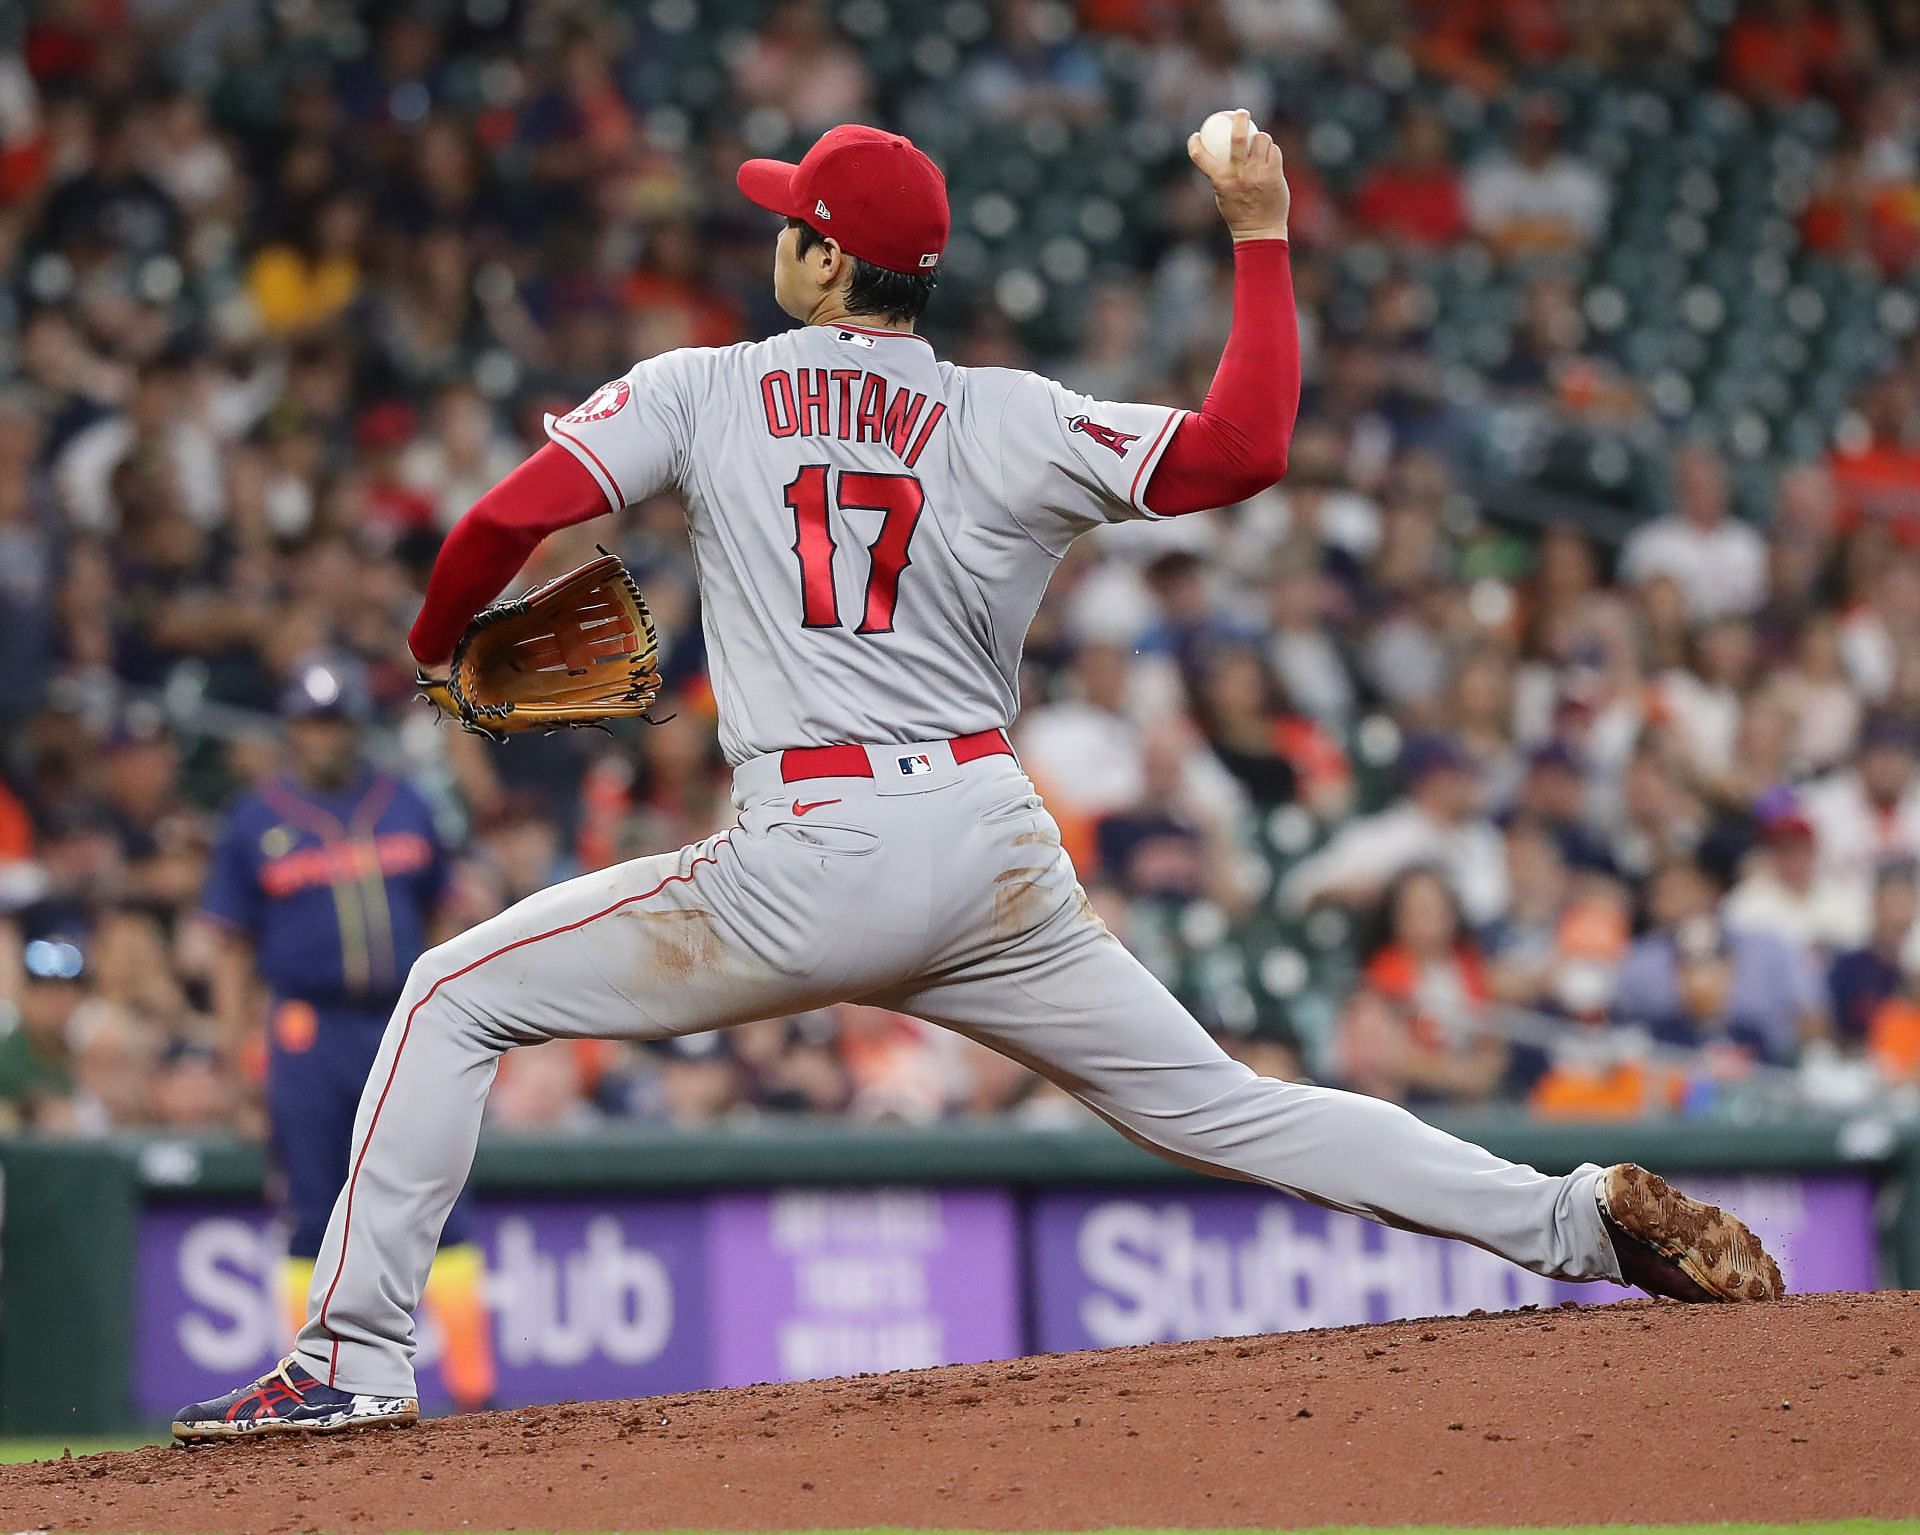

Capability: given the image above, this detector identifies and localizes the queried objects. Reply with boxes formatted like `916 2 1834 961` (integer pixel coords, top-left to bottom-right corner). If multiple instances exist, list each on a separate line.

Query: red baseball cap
737 124 949 276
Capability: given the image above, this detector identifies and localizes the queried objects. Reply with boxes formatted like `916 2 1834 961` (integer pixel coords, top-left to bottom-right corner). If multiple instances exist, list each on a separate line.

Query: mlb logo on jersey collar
835 329 877 349
866 742 962 796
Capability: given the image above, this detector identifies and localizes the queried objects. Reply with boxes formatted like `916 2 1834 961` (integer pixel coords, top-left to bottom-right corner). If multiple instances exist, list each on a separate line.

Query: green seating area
568 0 1919 526
1124 713 1405 1062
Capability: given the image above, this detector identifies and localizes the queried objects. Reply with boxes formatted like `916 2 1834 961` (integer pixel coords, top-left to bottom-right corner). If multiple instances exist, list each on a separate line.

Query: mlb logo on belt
897 753 933 777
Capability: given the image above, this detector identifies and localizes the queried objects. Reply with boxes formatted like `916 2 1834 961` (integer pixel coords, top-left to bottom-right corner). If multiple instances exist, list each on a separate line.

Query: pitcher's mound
6 1291 1918 1532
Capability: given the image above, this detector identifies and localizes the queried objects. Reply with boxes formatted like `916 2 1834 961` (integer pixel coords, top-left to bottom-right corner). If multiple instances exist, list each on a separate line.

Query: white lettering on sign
171 1217 448 1373
489 1216 673 1368
777 1317 943 1378
1074 1201 1560 1346
768 1189 943 1250
795 1253 929 1311
760 1190 952 1380
177 1218 281 1372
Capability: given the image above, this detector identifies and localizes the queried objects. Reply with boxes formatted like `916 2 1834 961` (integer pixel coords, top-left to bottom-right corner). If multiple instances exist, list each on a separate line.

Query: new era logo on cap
897 753 933 776
737 124 950 276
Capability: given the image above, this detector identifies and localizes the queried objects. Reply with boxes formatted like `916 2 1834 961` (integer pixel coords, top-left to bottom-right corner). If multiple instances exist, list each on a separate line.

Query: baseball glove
418 551 662 739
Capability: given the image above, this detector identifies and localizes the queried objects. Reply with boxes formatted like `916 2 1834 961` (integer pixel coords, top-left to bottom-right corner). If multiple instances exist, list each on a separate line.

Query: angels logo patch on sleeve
563 379 632 424
542 349 699 515
1068 414 1142 457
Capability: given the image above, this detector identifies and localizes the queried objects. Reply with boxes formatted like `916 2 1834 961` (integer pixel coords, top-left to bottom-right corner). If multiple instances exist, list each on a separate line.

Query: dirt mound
6 1292 1918 1533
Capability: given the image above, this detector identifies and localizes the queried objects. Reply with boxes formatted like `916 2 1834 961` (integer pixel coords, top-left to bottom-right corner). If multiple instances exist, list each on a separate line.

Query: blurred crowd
7 0 1920 1141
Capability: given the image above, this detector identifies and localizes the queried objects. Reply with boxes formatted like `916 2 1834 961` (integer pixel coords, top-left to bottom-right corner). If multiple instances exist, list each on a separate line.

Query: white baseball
1199 109 1257 163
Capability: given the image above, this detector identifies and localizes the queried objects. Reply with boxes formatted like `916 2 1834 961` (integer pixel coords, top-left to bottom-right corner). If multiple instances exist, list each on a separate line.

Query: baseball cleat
171 1356 419 1442
1597 1162 1784 1303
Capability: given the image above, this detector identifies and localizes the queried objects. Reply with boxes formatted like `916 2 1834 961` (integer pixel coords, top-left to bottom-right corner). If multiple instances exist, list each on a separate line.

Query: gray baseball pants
296 743 1621 1397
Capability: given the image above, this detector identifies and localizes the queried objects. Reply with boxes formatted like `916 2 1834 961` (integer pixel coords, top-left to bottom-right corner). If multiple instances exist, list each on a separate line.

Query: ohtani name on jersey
759 368 947 468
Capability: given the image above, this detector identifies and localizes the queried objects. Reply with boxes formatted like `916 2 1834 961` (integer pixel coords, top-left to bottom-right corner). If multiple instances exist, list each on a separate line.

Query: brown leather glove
419 552 662 739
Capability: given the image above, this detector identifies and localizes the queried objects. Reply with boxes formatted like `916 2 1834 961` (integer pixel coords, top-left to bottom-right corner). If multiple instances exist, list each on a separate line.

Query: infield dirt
4 1291 1916 1533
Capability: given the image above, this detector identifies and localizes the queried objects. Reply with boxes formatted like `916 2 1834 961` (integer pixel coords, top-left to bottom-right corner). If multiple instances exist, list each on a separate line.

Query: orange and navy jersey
200 770 449 1003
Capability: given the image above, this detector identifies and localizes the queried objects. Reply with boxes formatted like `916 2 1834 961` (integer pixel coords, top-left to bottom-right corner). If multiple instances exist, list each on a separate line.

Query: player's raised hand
1188 109 1289 244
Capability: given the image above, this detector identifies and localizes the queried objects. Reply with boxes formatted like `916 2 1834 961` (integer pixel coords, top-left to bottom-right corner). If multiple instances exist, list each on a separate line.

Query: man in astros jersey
199 659 496 1416
174 114 1781 1440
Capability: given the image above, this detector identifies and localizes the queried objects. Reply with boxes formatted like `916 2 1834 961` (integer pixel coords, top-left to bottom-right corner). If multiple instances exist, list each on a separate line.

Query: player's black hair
787 217 937 326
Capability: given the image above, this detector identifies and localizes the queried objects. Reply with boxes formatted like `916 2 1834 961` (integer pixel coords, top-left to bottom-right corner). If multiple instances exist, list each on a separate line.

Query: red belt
780 728 1014 784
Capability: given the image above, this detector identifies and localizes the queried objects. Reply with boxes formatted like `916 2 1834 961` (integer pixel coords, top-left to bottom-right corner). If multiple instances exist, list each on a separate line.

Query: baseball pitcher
175 116 1780 1440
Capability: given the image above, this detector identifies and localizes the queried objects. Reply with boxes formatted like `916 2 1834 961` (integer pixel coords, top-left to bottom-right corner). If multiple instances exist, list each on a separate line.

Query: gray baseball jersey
292 324 1628 1403
543 325 1184 762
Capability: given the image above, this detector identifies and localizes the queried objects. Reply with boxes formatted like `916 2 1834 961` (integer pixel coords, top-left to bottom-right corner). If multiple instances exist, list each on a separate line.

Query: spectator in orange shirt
1337 866 1506 1106
1868 982 1920 1078
1511 886 1667 1122
1828 371 1920 539
1521 887 1673 1125
625 220 746 350
1415 0 1570 96
1800 133 1920 278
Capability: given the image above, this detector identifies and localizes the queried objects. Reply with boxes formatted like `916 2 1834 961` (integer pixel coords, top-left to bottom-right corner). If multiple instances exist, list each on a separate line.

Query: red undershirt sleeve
1143 237 1301 517
407 443 611 666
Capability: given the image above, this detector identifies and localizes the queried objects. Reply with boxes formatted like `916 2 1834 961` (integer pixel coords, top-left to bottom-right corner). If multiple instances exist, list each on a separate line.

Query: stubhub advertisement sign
134 1174 1877 1418
132 1189 1021 1420
709 1188 1022 1386
1028 1174 1880 1351
134 1197 712 1418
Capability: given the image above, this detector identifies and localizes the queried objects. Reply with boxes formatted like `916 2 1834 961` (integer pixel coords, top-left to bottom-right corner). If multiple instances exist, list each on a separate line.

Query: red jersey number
785 467 925 636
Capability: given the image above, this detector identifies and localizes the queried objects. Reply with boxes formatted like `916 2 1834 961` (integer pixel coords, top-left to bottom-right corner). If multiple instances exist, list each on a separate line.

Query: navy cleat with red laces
171 1356 419 1442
